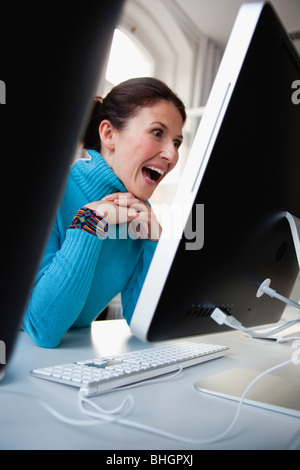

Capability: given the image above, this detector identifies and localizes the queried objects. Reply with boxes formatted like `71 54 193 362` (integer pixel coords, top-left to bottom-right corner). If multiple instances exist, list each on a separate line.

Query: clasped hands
85 192 161 241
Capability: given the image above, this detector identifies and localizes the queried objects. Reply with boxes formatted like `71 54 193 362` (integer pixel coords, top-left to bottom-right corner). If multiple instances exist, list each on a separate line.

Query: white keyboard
31 341 229 397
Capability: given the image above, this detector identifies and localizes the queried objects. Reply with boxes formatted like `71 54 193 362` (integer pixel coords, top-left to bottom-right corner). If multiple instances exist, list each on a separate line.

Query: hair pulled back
82 77 186 152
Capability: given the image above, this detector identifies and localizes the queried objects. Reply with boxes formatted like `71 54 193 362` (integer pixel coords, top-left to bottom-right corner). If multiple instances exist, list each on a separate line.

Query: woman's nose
160 142 179 165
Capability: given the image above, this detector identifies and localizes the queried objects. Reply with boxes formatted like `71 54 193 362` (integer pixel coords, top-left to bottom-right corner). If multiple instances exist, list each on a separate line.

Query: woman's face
101 100 184 201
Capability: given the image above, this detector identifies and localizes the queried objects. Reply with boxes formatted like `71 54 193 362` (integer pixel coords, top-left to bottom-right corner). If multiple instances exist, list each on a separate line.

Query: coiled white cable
77 356 300 445
1 355 299 446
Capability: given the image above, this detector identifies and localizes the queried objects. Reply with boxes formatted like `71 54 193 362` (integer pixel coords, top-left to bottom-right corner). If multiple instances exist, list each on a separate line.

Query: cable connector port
210 308 229 325
211 308 243 330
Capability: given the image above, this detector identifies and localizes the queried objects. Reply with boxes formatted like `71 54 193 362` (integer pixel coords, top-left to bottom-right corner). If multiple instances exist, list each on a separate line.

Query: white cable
105 366 183 392
258 281 300 311
0 367 184 429
2 355 298 447
77 367 183 420
210 277 300 341
227 315 300 339
0 390 104 427
73 355 300 445
79 393 135 417
277 336 300 344
78 391 135 422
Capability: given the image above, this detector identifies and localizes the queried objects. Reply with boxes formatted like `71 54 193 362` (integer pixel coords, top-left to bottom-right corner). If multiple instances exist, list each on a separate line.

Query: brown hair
82 77 186 152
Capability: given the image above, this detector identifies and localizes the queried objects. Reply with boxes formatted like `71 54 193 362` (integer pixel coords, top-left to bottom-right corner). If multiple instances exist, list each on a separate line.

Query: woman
23 77 186 348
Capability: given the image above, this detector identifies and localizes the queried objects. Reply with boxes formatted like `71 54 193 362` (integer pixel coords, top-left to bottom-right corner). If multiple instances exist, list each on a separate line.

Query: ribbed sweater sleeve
23 228 103 348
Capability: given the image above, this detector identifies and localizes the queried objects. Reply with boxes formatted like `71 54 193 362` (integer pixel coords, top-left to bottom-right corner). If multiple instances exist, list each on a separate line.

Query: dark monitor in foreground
0 2 125 379
131 1 300 342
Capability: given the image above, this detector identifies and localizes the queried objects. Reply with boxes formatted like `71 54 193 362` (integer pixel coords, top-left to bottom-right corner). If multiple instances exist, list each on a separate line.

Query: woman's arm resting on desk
23 226 103 348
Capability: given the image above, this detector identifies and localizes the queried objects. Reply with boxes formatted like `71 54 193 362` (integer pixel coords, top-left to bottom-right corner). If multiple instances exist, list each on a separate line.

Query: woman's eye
173 140 182 149
152 129 163 138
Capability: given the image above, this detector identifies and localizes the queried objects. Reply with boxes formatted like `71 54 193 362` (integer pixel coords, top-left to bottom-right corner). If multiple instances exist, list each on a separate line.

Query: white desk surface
1 314 300 451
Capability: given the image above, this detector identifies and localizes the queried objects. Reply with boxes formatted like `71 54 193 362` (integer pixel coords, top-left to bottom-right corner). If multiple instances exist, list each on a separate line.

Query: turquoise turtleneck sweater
23 150 157 348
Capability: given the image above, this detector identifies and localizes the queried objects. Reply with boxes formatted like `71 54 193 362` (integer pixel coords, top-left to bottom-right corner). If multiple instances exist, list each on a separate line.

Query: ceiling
174 0 300 52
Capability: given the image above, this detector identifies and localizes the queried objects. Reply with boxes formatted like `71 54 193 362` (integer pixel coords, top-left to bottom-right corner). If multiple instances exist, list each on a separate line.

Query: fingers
102 192 134 203
104 192 161 240
103 192 150 220
103 192 145 208
87 192 161 239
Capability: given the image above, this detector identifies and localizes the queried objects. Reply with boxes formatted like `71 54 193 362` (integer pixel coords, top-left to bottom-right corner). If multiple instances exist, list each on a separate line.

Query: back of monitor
0 2 124 377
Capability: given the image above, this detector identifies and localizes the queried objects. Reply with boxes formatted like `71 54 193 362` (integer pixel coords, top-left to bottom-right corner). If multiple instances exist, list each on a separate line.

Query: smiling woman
23 77 186 348
82 77 185 202
96 100 184 202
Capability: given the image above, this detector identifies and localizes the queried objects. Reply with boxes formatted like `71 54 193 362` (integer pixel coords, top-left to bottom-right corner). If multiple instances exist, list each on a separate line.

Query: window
105 29 154 88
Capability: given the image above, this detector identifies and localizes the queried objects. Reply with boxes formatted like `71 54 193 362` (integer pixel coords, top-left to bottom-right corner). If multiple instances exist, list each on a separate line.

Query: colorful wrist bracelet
69 206 109 239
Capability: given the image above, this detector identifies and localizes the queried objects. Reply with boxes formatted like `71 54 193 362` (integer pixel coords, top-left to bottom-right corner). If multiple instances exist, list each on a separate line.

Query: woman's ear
99 120 115 152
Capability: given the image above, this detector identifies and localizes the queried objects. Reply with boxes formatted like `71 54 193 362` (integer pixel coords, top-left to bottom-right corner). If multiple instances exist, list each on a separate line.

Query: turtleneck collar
71 149 127 201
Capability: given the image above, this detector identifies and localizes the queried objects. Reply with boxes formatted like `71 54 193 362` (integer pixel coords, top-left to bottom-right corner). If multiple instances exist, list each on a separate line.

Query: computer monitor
0 2 125 379
131 1 300 342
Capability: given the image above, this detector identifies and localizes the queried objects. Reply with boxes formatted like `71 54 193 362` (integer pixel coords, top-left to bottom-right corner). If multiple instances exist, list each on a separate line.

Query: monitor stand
194 367 300 418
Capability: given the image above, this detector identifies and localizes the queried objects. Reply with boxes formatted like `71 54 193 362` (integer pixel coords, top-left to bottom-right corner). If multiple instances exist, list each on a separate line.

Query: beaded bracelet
69 206 109 240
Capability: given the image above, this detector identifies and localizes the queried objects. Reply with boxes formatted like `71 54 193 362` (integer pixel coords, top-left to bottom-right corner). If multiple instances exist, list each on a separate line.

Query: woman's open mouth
142 165 166 185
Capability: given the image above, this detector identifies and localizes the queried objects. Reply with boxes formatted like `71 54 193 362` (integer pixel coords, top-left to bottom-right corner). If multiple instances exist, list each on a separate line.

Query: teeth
145 166 165 176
